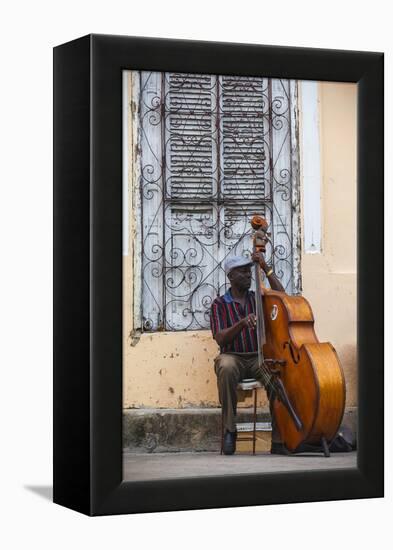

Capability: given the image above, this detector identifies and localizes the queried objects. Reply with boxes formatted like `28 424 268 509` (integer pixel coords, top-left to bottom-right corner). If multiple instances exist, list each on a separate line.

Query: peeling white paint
301 81 322 254
131 72 143 331
122 71 129 256
290 80 302 294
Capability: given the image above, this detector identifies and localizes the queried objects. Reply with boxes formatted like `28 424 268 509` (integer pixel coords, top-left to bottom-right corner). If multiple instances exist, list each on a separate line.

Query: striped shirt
210 289 258 353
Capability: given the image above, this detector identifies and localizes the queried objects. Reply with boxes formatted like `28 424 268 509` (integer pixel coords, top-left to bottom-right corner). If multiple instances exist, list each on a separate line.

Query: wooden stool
220 379 263 455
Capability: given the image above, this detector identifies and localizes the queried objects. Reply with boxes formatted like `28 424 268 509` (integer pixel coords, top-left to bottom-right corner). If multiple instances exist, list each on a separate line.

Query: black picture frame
53 34 384 516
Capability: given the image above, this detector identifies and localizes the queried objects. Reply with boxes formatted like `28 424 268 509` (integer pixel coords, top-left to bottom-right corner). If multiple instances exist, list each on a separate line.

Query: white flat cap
224 255 253 275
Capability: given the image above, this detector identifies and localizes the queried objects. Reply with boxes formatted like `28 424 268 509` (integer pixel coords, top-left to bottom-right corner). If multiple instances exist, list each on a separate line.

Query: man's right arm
211 304 257 348
214 318 246 348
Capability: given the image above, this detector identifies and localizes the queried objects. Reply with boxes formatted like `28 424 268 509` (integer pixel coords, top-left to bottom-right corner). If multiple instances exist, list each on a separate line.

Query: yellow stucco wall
123 78 357 409
300 82 357 407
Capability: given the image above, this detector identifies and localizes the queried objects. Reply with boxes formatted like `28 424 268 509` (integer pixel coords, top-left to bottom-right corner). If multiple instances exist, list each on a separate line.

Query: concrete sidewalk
123 450 357 482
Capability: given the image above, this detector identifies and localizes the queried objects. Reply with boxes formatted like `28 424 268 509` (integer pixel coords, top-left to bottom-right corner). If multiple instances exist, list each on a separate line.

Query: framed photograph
53 34 383 516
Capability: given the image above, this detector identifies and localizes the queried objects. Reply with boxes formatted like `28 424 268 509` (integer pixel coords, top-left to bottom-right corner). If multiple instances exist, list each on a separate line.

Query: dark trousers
214 352 281 442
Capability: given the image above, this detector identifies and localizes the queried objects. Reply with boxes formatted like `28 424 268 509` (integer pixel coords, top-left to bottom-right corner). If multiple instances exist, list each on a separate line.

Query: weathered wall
123 77 357 409
123 330 219 408
122 71 222 409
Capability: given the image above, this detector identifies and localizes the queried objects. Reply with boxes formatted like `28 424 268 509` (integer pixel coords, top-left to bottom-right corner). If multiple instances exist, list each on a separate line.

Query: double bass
251 215 346 456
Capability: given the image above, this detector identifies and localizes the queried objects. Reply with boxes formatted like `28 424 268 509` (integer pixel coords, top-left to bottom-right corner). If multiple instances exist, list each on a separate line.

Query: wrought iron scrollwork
138 71 296 331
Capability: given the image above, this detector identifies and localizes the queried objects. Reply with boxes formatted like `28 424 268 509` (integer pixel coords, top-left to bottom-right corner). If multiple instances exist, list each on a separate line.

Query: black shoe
270 442 292 455
223 430 237 455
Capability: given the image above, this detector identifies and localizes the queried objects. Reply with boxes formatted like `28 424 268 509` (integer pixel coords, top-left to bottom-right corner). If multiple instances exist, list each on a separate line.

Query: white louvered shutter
137 71 298 331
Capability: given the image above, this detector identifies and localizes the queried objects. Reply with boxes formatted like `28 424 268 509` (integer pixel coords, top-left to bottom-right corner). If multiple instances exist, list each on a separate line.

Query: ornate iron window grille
135 71 300 331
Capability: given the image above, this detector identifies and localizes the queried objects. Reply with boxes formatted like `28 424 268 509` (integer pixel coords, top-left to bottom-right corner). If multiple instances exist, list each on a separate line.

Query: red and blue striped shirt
210 289 258 353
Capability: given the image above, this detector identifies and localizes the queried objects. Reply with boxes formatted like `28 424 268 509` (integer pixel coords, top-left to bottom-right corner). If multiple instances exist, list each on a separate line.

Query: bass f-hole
283 341 300 364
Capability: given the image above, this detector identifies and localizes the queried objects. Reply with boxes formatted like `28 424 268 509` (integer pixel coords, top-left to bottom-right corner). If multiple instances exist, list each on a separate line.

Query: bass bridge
264 358 286 375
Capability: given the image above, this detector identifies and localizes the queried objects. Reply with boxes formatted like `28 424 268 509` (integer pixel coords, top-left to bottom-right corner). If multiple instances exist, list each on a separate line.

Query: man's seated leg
214 353 242 455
